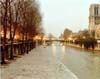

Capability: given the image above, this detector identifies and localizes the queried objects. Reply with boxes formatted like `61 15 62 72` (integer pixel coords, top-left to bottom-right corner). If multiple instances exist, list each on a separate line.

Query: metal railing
0 41 36 64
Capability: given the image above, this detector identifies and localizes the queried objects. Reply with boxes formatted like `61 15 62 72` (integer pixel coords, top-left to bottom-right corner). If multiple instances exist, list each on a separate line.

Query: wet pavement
49 43 100 79
1 46 78 79
1 42 100 79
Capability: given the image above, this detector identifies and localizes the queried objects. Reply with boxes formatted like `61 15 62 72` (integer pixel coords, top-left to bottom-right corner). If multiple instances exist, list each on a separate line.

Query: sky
39 0 100 37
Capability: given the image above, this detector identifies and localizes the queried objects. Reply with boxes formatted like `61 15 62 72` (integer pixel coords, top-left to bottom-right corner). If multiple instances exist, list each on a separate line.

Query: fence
0 41 36 64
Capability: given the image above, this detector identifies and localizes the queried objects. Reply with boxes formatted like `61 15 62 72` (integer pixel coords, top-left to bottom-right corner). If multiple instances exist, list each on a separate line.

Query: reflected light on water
52 44 56 56
62 45 65 53
61 45 66 58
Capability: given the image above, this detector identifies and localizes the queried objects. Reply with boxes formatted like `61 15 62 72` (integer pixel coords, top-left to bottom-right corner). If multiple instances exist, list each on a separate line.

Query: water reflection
52 43 56 56
61 47 100 79
62 45 65 53
50 44 100 79
61 45 66 59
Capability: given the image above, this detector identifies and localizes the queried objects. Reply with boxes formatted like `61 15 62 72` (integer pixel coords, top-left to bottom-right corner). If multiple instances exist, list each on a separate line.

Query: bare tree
0 0 9 64
0 0 43 63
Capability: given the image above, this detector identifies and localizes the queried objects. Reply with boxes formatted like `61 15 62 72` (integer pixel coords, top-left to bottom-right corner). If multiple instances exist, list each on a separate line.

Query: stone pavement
1 46 79 79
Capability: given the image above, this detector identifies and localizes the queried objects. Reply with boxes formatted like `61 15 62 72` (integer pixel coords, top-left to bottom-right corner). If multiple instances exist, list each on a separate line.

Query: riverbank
65 43 100 52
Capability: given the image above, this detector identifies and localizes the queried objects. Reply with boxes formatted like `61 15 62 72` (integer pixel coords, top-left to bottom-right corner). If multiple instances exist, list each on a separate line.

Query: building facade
95 24 100 39
89 4 100 39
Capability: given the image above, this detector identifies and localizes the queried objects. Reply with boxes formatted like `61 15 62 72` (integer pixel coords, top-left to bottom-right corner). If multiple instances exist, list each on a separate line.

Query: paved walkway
1 46 78 79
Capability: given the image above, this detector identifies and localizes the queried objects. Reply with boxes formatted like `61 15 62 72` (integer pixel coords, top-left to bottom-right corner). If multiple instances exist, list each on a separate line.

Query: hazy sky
39 0 100 37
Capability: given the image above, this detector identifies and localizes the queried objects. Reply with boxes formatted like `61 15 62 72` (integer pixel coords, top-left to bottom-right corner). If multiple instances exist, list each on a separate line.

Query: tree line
62 28 97 50
0 0 43 64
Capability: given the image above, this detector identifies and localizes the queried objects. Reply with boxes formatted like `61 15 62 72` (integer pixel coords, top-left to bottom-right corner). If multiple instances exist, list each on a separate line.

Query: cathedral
89 4 100 39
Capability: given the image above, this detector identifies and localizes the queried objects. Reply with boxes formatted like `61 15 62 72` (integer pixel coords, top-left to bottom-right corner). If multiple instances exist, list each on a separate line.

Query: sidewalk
1 46 78 79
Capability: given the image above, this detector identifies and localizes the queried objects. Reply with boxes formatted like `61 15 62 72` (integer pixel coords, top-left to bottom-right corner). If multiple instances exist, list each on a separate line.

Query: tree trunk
9 38 14 60
1 0 8 64
1 25 7 64
25 33 28 54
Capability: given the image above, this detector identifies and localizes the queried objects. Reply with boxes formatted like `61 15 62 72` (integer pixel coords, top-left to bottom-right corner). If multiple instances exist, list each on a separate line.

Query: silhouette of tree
0 0 43 63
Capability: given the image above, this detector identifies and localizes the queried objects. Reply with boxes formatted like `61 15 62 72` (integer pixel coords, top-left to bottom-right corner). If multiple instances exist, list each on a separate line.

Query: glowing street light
34 35 41 40
0 31 4 37
34 35 41 46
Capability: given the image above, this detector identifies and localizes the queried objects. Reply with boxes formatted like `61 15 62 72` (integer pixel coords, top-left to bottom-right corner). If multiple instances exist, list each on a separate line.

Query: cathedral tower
89 4 100 37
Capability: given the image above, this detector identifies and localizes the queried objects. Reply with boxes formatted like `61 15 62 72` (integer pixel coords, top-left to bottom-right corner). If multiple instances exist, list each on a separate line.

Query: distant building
89 4 100 39
63 28 72 40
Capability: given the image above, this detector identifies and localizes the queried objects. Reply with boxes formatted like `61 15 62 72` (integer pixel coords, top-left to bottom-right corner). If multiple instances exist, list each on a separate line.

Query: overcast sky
39 0 100 37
